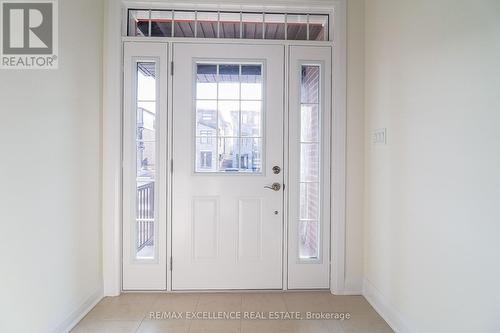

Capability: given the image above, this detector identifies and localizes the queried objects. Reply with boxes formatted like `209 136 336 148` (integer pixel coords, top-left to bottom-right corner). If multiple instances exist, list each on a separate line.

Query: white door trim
329 0 347 295
102 0 124 297
102 0 347 296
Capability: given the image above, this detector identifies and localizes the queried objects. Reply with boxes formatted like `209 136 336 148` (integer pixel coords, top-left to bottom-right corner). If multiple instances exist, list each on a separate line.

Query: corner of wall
102 0 124 297
50 287 103 333
363 279 418 333
344 0 366 298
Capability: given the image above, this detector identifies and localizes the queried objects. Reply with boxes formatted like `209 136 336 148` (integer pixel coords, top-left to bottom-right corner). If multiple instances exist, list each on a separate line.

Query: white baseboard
363 278 418 333
51 287 103 333
331 289 363 296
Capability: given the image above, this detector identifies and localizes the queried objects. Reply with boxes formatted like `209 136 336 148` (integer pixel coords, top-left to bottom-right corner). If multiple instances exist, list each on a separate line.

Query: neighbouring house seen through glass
195 63 263 173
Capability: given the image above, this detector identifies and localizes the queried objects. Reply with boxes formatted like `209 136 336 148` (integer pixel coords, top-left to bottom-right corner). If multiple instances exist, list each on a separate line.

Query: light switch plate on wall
372 128 387 145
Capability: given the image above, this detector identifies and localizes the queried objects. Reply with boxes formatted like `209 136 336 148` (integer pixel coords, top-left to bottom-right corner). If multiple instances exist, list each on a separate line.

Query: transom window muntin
128 9 329 41
195 62 264 173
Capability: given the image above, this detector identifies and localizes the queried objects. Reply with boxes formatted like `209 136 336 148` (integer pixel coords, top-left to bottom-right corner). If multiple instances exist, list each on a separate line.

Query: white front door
172 43 284 290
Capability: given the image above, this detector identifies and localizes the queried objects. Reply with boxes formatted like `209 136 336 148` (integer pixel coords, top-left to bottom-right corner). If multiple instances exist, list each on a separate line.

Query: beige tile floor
72 292 393 333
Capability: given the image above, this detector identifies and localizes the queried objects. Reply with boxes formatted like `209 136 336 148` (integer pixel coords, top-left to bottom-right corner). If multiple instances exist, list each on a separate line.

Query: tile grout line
134 296 153 333
240 293 243 333
134 314 146 333
135 294 161 333
187 294 200 333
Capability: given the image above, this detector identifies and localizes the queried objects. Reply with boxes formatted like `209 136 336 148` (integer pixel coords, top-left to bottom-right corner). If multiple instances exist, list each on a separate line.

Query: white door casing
171 43 285 290
106 1 347 296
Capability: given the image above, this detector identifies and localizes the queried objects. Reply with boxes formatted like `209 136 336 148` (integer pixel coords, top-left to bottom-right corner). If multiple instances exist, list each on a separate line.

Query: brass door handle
264 183 281 191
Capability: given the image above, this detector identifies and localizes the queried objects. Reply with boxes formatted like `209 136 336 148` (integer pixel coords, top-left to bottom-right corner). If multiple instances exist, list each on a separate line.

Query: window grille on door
195 63 263 173
127 9 329 41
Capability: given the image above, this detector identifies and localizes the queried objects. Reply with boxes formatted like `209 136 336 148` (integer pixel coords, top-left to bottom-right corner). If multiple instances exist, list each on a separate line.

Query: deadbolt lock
272 166 281 174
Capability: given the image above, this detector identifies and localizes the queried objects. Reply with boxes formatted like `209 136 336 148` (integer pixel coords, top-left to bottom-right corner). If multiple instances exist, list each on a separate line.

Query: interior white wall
364 0 500 332
0 0 104 332
345 0 365 293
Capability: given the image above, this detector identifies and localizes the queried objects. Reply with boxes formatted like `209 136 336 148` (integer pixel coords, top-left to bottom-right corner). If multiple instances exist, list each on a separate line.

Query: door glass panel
242 13 263 39
299 221 320 260
301 66 320 103
196 100 217 136
195 63 263 173
218 101 240 137
196 12 218 38
128 10 150 36
241 101 262 137
308 15 329 41
241 65 262 100
196 137 217 172
287 14 308 40
300 183 320 220
298 65 321 261
300 144 320 182
173 11 195 37
135 62 157 260
240 138 262 172
151 10 173 37
264 13 285 40
301 104 319 142
220 12 241 38
218 137 240 171
218 64 240 99
196 64 217 99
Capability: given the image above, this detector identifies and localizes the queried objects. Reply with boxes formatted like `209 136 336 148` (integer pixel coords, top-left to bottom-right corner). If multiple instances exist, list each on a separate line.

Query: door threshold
121 288 331 293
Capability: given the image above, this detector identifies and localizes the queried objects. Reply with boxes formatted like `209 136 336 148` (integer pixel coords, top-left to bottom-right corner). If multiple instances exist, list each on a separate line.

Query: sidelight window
298 65 321 261
135 62 157 260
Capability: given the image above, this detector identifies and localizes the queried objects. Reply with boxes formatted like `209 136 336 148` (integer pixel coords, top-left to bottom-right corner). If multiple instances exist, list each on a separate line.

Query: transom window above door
195 63 263 173
127 9 329 41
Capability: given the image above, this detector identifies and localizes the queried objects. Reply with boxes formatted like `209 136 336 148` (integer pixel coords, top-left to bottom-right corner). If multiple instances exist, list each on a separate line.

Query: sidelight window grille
128 9 329 41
